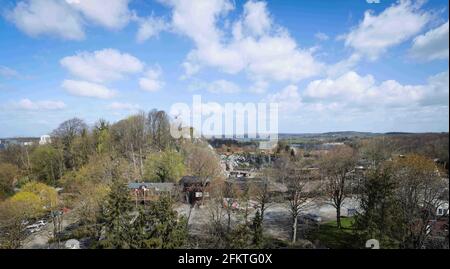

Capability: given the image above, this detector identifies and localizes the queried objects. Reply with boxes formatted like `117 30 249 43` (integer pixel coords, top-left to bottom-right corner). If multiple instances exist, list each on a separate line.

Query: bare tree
204 180 227 248
393 154 449 249
185 142 224 190
286 168 318 244
222 181 242 232
147 109 173 151
51 118 88 171
319 146 357 229
249 174 271 223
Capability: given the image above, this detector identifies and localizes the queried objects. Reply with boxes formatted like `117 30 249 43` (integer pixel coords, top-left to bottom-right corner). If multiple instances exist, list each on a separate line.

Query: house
179 176 210 204
127 182 175 203
39 135 51 145
436 201 449 217
426 217 449 237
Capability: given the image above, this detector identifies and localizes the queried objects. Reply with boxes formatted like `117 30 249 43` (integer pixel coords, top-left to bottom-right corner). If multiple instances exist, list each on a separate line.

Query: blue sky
0 0 448 137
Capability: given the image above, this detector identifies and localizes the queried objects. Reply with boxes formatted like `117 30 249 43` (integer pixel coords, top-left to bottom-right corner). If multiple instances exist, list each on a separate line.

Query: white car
35 220 46 227
29 227 42 233
26 224 39 230
26 220 47 231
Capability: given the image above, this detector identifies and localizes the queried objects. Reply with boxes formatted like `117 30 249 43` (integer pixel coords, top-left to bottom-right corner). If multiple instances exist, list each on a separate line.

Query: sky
0 0 448 137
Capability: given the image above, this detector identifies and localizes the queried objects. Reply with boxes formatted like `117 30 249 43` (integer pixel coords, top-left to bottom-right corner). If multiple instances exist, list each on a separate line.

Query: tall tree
143 150 185 183
393 154 448 249
286 168 316 244
252 210 264 248
354 164 399 248
320 146 357 229
133 195 187 249
51 118 88 171
0 163 20 200
185 143 223 189
147 109 173 151
30 145 63 185
99 180 134 249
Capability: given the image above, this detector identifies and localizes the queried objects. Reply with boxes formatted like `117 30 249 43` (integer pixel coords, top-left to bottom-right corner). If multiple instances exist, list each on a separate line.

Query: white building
436 201 449 217
39 135 51 145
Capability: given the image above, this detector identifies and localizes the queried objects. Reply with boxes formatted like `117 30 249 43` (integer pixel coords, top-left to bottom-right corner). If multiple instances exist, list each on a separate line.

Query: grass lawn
306 217 361 249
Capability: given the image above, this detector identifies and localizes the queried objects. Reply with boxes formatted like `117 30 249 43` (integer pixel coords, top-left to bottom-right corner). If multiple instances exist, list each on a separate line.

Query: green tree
0 163 20 200
143 151 185 183
133 195 188 249
30 145 63 185
0 192 42 248
98 180 134 249
354 165 399 248
93 119 112 155
252 210 264 248
21 181 59 212
227 223 252 249
51 118 88 171
71 128 94 170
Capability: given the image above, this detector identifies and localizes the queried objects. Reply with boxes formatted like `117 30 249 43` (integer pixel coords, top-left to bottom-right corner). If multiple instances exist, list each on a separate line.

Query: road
21 212 78 249
176 197 360 241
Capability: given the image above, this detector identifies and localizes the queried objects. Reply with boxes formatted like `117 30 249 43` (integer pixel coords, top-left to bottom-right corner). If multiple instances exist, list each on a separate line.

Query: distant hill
0 137 40 142
278 131 381 139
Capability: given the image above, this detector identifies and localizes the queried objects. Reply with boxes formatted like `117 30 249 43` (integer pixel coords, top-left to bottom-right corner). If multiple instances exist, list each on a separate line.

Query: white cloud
6 0 85 40
249 80 269 94
366 0 381 3
303 70 449 108
139 67 164 92
68 0 131 30
207 79 241 94
5 0 132 40
60 49 144 83
344 0 430 60
265 85 302 112
314 32 329 41
0 66 20 78
136 16 169 43
62 79 116 99
187 79 241 94
326 53 362 78
420 70 449 106
263 70 448 132
241 0 272 37
14 98 66 110
164 0 323 83
410 20 449 61
107 102 141 111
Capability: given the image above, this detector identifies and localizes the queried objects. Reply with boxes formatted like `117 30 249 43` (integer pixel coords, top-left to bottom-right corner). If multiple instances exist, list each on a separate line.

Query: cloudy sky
0 0 448 137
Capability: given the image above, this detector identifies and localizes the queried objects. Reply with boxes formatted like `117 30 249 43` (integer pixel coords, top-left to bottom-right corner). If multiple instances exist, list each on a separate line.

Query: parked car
35 220 46 227
26 224 39 230
300 213 322 223
26 220 47 231
29 227 42 233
